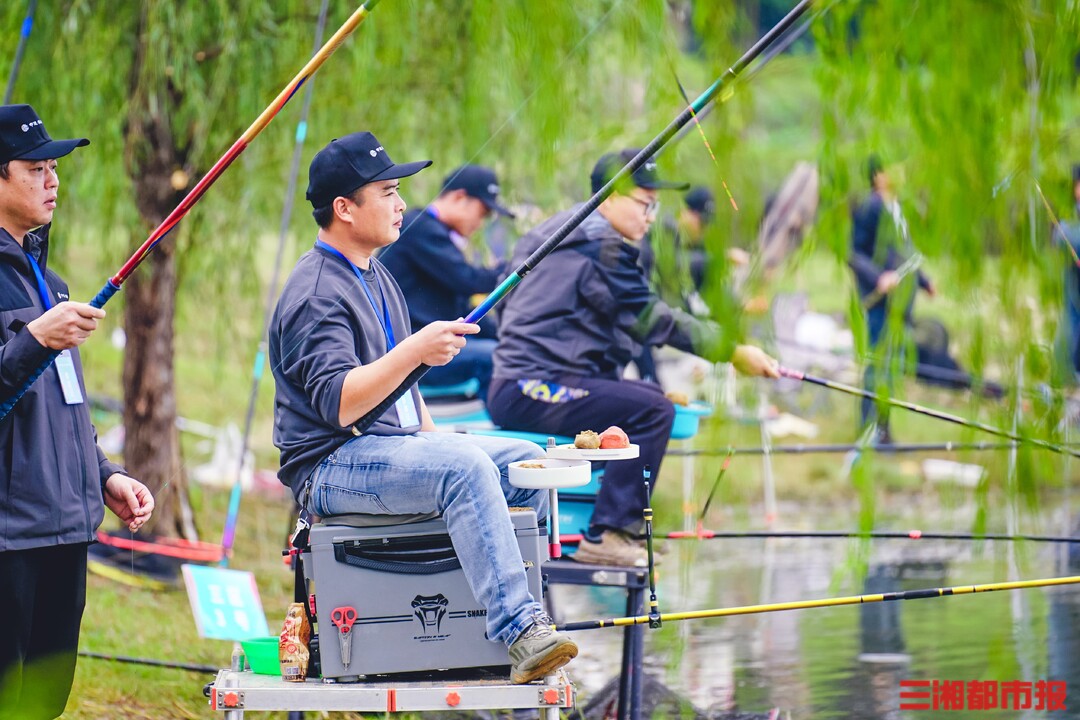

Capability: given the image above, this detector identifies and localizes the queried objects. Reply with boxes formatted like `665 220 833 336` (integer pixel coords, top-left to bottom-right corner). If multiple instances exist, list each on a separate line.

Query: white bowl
508 458 591 489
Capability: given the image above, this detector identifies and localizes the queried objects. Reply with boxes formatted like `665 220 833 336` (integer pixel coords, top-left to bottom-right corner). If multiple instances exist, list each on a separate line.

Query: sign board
182 564 270 641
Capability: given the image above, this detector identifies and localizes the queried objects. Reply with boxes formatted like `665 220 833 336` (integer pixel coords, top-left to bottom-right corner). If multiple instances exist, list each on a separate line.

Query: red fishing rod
0 0 385 420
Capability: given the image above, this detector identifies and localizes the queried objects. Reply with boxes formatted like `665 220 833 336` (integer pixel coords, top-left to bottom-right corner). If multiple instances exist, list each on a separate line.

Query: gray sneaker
508 614 578 684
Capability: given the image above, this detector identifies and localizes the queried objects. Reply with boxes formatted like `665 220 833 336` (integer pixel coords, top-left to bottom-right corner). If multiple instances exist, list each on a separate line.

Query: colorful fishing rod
351 0 816 435
554 574 1080 631
638 529 1080 544
220 0 332 566
3 0 37 104
778 366 1080 458
0 0 384 421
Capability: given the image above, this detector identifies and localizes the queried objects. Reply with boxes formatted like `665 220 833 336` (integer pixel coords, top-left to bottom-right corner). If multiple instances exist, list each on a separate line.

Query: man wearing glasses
487 149 778 567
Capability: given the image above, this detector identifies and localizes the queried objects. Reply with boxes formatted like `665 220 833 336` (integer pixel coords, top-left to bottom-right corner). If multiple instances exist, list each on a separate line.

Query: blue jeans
306 431 547 646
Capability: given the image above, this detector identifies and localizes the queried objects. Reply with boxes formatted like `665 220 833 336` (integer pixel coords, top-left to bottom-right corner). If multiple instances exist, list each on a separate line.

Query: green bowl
240 636 281 676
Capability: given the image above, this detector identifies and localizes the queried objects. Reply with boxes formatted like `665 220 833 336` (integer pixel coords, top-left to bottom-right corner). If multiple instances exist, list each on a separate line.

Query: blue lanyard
315 239 396 349
24 251 53 310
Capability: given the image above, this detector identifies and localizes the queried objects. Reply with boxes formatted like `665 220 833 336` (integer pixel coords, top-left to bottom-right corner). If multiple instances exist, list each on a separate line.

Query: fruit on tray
574 430 601 449
598 425 630 449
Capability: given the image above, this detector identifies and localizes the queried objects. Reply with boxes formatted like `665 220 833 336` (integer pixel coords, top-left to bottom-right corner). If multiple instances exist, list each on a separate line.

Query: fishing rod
668 10 818 148
554 574 1080 631
665 441 1056 456
644 529 1080 544
220 0 332 566
3 0 37 104
861 252 924 309
778 366 1080 458
642 470 661 628
771 336 1010 399
0 0 385 420
80 650 217 674
351 0 817 435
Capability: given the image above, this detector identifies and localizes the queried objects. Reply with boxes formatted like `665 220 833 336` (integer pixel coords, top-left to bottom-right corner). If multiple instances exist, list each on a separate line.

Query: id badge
54 350 85 405
395 390 420 428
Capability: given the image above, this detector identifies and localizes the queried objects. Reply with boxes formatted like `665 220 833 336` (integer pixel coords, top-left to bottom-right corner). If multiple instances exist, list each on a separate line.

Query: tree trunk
122 246 194 539
120 1 197 540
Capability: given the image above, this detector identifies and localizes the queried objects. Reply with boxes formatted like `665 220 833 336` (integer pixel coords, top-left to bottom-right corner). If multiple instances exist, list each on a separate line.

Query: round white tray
544 443 640 461
508 458 592 489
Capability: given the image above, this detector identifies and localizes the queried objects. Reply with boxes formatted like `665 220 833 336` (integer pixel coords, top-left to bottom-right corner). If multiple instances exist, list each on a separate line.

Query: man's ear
333 195 353 224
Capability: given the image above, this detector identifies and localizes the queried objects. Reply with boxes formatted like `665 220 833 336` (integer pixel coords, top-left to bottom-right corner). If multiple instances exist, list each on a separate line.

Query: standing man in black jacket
381 165 512 400
849 157 935 443
488 149 779 567
0 104 154 719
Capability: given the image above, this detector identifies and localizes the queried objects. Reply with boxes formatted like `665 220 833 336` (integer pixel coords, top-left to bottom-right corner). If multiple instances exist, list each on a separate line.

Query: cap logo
644 161 656 172
487 183 499 195
21 120 42 132
369 146 384 158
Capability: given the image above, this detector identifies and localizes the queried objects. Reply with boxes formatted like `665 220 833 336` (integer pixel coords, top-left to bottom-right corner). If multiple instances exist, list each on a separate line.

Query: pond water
551 498 1080 719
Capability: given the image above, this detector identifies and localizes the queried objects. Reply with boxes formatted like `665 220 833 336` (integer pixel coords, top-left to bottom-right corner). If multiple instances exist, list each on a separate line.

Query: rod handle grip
350 364 430 436
90 280 120 310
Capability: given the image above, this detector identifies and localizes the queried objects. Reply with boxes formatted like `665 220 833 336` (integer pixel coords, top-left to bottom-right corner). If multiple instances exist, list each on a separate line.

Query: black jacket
379 209 502 338
492 205 735 381
0 228 124 551
849 191 930 306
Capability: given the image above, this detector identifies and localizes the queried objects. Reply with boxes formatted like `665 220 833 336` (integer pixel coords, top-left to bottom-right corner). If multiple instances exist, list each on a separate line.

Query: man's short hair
867 155 884 188
0 162 8 180
312 186 364 229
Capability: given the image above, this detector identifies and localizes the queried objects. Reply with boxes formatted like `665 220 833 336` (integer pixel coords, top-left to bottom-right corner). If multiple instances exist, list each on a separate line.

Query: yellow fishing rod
554 575 1080 631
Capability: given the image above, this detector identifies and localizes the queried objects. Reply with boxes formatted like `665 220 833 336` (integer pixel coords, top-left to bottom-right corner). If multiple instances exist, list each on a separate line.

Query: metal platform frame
207 664 573 718
544 558 648 720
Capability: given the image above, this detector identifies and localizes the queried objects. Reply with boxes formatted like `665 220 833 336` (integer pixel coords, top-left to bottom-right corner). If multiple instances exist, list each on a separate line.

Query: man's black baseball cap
0 104 88 163
590 148 689 195
441 165 514 218
307 131 431 208
684 186 716 222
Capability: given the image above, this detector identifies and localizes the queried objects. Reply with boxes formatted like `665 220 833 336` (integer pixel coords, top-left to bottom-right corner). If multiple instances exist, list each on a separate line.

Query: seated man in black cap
380 165 512 400
269 133 576 684
487 149 779 567
1055 163 1080 382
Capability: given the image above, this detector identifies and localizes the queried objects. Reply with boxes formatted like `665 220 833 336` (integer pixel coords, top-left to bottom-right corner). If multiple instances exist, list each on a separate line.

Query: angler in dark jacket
380 165 511 399
849 157 935 441
488 149 778 567
0 104 153 719
1054 163 1080 381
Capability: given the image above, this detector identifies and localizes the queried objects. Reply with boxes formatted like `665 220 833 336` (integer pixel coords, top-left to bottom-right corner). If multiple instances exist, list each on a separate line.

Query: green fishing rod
350 0 816 435
554 574 1080 631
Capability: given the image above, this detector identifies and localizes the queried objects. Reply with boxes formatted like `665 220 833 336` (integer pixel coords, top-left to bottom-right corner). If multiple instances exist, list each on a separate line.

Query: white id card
54 350 85 405
395 390 420 428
